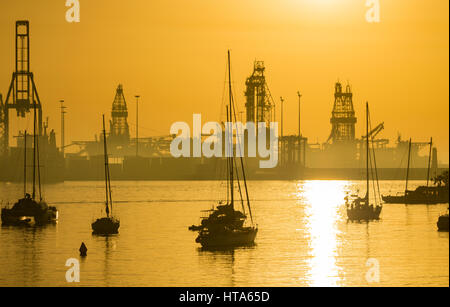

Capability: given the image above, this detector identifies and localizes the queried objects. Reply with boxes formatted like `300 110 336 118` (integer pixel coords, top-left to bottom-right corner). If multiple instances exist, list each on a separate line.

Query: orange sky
0 0 448 163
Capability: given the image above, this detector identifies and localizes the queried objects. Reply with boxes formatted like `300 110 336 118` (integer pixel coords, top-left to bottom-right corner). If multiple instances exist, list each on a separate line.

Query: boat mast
102 115 110 217
225 50 254 223
366 102 369 202
32 99 36 200
226 105 229 204
227 50 234 208
426 137 432 187
405 138 412 194
230 73 253 223
34 97 42 201
107 149 113 215
37 134 42 201
24 130 27 198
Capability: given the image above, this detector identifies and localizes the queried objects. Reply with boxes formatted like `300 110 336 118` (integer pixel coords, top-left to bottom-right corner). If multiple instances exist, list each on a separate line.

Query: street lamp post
297 91 302 137
60 99 66 157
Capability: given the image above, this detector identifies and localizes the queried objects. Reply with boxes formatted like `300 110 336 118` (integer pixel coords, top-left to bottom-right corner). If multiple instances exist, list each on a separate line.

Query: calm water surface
0 180 448 286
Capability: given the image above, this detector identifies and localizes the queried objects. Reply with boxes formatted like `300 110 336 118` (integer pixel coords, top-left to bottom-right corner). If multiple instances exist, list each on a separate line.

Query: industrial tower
244 61 274 125
328 82 357 144
0 21 43 156
109 84 130 145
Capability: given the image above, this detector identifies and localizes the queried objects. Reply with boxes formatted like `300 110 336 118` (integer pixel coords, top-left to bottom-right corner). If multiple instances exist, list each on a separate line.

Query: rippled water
0 180 448 287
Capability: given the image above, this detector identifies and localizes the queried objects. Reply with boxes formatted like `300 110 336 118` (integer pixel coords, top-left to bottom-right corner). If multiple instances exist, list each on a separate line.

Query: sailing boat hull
437 215 449 231
347 206 382 221
92 217 120 235
1 211 33 226
381 195 441 204
196 227 257 248
382 187 449 204
1 199 58 226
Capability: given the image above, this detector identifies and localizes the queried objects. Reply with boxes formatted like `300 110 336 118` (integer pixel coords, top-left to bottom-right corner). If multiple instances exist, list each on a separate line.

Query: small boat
196 225 258 248
191 51 257 248
92 217 120 235
346 196 382 221
1 118 58 226
92 115 120 235
194 203 258 248
437 208 449 231
346 102 382 221
1 194 57 226
382 185 449 204
382 138 449 205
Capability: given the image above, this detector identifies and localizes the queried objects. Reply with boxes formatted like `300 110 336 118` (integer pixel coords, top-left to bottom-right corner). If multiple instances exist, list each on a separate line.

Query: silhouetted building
245 61 274 126
109 84 130 146
328 82 357 143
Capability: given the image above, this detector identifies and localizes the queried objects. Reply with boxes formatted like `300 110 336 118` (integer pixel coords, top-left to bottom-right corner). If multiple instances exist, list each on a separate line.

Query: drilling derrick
245 61 274 125
328 82 357 144
1 21 43 155
109 84 130 145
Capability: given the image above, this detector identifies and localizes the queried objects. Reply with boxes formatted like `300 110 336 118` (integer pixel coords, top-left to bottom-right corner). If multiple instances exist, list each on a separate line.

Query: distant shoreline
1 167 447 182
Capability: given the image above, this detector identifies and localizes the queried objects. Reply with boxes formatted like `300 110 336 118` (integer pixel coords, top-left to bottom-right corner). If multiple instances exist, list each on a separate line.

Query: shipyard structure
0 21 63 183
62 64 442 181
0 21 446 182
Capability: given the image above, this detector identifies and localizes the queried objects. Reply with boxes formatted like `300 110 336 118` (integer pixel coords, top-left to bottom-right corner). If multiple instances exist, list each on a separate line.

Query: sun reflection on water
298 180 349 286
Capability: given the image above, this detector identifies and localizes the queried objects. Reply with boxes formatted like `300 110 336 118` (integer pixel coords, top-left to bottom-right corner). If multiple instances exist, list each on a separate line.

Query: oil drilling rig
327 82 357 144
70 84 174 159
320 82 359 167
109 84 130 147
0 21 62 182
244 61 306 170
326 82 389 151
303 81 437 170
244 61 275 126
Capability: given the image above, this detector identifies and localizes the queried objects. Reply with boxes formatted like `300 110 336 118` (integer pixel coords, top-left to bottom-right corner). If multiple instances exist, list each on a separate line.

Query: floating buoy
79 242 87 256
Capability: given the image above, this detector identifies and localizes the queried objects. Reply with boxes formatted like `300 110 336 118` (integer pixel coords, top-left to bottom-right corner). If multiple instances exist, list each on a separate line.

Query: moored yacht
346 102 382 221
92 115 120 235
190 51 257 248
